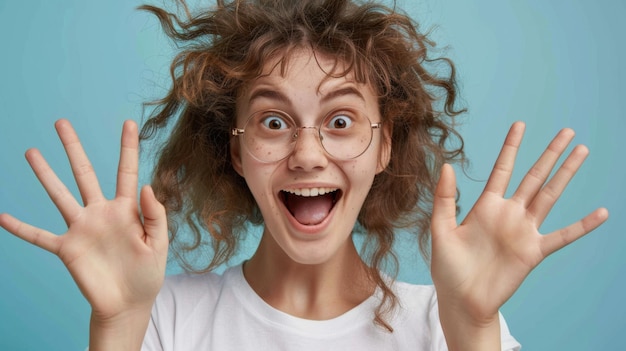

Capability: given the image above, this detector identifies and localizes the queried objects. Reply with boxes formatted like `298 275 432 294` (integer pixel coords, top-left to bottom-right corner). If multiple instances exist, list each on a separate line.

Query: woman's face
231 49 390 265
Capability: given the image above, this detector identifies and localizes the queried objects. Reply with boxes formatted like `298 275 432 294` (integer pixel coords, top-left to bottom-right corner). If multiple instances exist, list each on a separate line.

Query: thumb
139 185 168 248
431 163 458 236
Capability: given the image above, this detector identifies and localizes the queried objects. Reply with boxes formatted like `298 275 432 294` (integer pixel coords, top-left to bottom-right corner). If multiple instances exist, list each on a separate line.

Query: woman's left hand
430 121 608 327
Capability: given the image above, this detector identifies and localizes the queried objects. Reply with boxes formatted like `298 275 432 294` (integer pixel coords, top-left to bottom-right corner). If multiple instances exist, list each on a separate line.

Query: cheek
240 159 277 202
352 149 383 177
344 159 378 195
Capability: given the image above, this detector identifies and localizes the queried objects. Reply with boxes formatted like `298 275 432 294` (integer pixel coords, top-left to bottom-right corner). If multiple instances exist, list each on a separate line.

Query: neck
243 232 375 320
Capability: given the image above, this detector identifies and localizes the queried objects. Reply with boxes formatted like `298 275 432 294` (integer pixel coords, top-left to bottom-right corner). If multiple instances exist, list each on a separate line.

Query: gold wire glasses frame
231 108 382 163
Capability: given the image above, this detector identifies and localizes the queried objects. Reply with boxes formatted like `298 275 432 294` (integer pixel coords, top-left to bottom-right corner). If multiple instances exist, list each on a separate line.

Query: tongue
286 193 334 225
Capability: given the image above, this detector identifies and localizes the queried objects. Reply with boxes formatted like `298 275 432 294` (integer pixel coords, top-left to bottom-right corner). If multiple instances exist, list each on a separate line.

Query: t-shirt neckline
225 263 381 336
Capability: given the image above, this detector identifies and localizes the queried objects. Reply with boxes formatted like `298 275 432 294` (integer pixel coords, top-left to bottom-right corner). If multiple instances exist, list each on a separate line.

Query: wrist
437 297 501 351
89 305 153 351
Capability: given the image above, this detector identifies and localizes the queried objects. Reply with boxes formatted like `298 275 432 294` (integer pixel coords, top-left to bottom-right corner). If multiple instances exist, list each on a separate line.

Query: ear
230 137 245 177
376 122 392 174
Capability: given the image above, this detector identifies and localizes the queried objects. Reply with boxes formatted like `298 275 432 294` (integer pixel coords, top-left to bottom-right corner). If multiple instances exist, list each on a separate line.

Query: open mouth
280 188 341 226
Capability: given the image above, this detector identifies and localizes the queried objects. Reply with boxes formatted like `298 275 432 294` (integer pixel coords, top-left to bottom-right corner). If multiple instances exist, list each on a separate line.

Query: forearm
88 306 152 351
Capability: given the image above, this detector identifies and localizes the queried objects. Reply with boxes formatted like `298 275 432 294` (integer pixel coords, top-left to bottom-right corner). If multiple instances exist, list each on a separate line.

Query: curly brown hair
138 0 465 331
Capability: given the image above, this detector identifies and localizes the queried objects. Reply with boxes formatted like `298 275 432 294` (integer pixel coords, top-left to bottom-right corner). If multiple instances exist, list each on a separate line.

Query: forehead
239 48 377 103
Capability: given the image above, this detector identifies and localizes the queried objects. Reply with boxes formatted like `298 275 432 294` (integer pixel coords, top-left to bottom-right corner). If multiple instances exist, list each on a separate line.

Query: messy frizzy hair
139 0 465 331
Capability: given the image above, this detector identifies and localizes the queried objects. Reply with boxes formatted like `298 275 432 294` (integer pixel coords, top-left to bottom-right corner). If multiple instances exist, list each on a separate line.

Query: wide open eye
261 113 289 130
327 114 353 129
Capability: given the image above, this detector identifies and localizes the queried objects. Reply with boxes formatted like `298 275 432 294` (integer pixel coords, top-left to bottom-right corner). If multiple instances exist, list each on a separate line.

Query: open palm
0 120 168 321
431 122 608 323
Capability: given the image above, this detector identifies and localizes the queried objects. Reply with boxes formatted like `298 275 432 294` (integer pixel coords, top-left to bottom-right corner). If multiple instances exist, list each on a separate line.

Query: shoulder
153 265 240 316
381 281 438 335
143 265 245 350
391 280 438 314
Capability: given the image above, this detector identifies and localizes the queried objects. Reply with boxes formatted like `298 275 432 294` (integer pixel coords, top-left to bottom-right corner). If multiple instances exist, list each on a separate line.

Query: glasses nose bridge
293 125 322 142
290 124 326 154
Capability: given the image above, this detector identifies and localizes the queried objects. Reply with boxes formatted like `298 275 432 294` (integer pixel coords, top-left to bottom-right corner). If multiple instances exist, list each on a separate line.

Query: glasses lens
243 110 296 162
320 110 373 160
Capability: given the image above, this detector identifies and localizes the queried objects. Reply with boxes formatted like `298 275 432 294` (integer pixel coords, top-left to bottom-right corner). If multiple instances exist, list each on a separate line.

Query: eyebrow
247 85 366 106
248 88 291 106
320 86 366 104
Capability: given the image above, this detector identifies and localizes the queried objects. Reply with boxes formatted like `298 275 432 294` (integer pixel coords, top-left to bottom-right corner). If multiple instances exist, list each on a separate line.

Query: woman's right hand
0 119 168 348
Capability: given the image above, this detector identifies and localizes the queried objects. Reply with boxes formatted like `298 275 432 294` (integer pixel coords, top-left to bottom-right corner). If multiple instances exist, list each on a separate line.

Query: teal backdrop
0 0 624 349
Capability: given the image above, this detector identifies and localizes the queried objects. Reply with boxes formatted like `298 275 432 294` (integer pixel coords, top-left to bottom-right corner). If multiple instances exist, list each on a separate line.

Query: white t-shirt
142 264 521 350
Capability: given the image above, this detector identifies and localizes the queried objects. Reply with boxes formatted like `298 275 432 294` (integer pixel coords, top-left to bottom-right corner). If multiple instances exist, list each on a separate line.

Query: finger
512 128 575 205
55 119 104 205
484 122 526 196
528 144 589 225
541 207 609 257
139 185 168 249
115 120 140 199
431 164 458 236
25 148 82 224
0 213 61 254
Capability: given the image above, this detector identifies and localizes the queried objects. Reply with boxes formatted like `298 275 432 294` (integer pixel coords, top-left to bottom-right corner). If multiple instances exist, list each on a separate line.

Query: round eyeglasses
231 108 382 163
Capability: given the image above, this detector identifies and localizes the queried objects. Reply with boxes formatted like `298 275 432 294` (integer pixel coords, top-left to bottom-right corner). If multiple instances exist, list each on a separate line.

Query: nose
287 127 329 171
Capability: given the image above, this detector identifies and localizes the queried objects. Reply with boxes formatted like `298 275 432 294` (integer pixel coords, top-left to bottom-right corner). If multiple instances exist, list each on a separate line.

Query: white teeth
284 187 337 197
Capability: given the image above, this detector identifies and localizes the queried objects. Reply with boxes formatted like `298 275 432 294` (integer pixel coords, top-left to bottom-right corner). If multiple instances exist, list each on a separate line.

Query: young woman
0 0 608 350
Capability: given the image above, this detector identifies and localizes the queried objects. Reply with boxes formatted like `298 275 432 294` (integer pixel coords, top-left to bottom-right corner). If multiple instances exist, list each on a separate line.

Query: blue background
0 0 624 349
